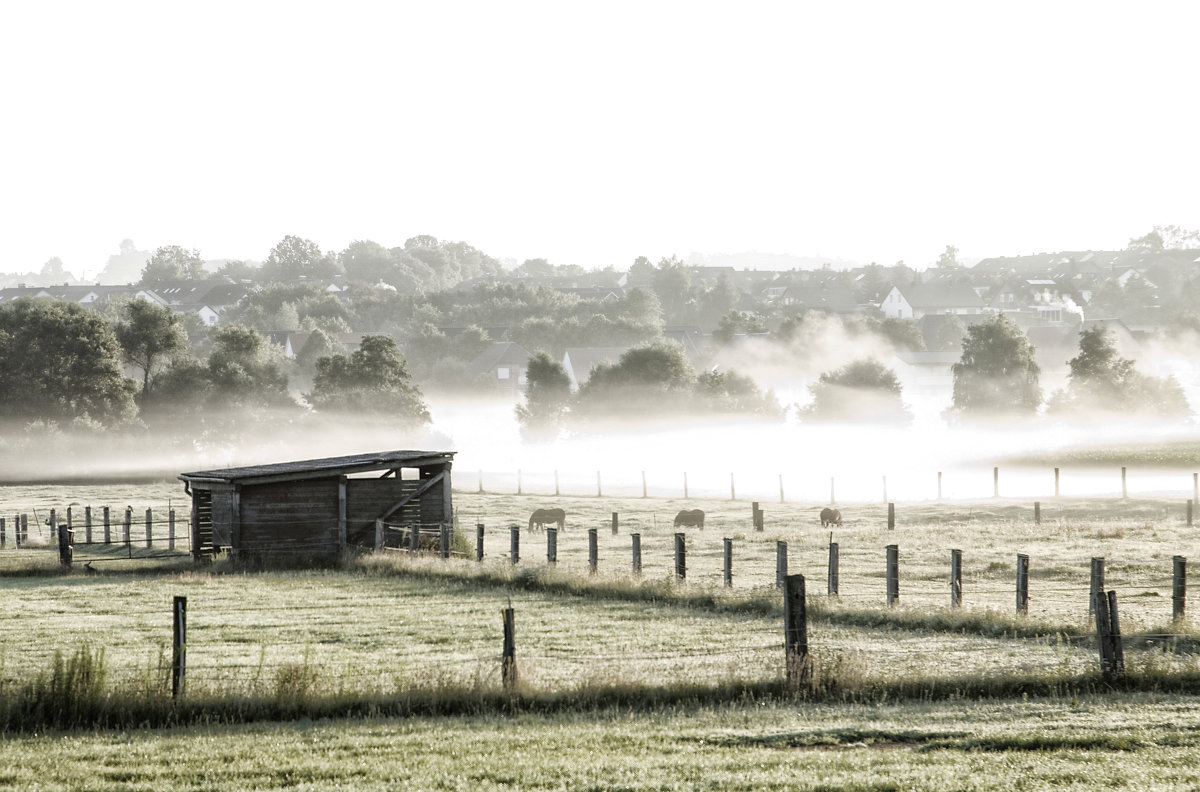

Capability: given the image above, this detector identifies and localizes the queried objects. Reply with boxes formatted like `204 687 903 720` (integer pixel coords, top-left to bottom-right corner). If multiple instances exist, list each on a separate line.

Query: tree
951 314 1041 417
877 317 926 352
516 352 571 435
574 342 696 417
804 359 910 424
308 335 429 422
1049 326 1190 419
206 326 292 411
260 235 342 283
1127 229 1165 252
139 245 205 285
936 245 961 269
695 369 780 416
0 299 137 426
115 299 187 398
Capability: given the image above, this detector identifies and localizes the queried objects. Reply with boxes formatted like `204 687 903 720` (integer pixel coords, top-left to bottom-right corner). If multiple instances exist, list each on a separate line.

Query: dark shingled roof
179 450 455 484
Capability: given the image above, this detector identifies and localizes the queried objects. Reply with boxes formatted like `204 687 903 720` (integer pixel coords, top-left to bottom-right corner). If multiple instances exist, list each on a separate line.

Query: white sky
2 1 1198 279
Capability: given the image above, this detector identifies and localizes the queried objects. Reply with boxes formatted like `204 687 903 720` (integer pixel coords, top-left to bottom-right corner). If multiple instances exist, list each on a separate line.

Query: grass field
3 480 1200 788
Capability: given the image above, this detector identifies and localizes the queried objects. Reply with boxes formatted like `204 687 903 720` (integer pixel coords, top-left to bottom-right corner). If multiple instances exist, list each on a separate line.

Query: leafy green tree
0 299 137 426
935 245 961 269
951 314 1041 416
261 235 342 283
308 335 429 422
1049 326 1190 418
516 352 571 435
139 358 211 423
215 259 260 281
803 359 910 424
651 256 692 321
574 342 695 417
114 299 187 398
340 240 395 284
713 311 768 345
878 317 926 352
694 369 780 416
1127 229 1165 251
139 245 205 285
206 326 292 410
933 314 967 351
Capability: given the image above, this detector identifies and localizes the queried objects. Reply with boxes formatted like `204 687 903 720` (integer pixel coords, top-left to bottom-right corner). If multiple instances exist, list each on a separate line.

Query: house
881 281 986 321
148 279 249 326
467 341 531 394
178 450 455 561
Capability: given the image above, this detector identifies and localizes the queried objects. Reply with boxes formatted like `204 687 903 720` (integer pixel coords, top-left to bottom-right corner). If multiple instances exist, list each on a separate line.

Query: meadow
2 476 1200 789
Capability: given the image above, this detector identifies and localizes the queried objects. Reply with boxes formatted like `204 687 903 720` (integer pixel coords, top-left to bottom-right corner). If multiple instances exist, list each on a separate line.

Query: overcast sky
2 1 1197 279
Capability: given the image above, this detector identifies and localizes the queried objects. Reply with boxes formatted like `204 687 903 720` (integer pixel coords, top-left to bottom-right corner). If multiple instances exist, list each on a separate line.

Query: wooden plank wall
239 478 341 554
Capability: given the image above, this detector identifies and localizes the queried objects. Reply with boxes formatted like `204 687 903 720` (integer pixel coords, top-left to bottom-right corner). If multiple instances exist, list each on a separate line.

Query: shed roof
179 450 455 486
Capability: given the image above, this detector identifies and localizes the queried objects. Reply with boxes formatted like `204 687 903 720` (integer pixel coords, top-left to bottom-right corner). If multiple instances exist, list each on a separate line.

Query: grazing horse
673 509 706 529
820 507 842 528
528 508 566 531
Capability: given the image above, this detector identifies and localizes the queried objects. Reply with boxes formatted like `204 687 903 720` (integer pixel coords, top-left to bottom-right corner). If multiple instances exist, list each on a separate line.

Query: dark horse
820 507 842 528
529 508 566 531
674 509 705 529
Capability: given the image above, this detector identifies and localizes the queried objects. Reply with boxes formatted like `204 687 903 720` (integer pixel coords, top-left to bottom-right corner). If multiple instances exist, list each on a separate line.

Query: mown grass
8 694 1200 790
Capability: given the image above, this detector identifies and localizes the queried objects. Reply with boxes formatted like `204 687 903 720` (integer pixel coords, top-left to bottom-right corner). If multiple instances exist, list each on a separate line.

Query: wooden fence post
57 525 73 568
753 502 763 532
887 502 895 530
1034 501 1041 525
409 523 419 555
517 469 522 495
1095 589 1124 677
828 540 839 596
439 525 450 558
478 470 483 494
951 549 963 609
1188 499 1194 528
730 472 736 501
611 512 618 536
596 470 602 497
547 527 557 565
642 471 647 498
49 509 56 539
784 574 810 685
684 472 688 499
588 528 598 575
1055 467 1061 497
1016 553 1030 614
168 509 176 551
476 523 485 562
172 595 187 699
674 532 686 580
779 474 785 504
723 537 732 587
1090 557 1106 617
502 606 516 691
103 506 110 545
830 477 836 505
631 533 641 575
994 467 1000 498
1173 555 1187 622
886 544 899 607
1194 472 1199 507
374 519 384 552
510 526 519 565
1122 466 1128 499
123 507 132 550
776 541 788 589
20 514 28 546
938 471 943 501
0 517 5 548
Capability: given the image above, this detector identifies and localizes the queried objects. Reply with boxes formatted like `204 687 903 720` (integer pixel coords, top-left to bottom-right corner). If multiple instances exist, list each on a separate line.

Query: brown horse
674 509 705 528
529 508 566 531
820 507 842 527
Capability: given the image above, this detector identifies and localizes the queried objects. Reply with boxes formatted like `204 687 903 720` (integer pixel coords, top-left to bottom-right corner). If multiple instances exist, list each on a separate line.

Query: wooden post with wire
784 574 810 685
828 539 839 596
510 526 519 565
1034 501 1041 525
887 502 895 530
1090 557 1105 617
723 537 732 587
674 532 686 580
172 595 187 699
103 506 110 545
611 512 618 536
475 523 484 561
1016 553 1030 614
1173 555 1186 622
588 528 598 574
1095 589 1124 677
951 549 963 608
501 606 516 691
169 509 176 551
631 532 641 575
85 506 92 545
886 544 899 607
409 523 418 555
547 527 557 565
776 541 788 589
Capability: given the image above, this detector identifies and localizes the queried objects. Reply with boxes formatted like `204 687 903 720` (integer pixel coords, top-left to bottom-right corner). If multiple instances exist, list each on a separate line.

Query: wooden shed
178 450 455 560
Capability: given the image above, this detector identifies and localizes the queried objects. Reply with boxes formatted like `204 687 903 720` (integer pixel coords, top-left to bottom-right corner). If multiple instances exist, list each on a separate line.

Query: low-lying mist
2 387 1196 504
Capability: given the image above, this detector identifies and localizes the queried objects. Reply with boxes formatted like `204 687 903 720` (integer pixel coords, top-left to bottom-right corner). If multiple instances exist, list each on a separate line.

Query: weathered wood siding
210 490 236 548
345 477 420 546
238 477 341 555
